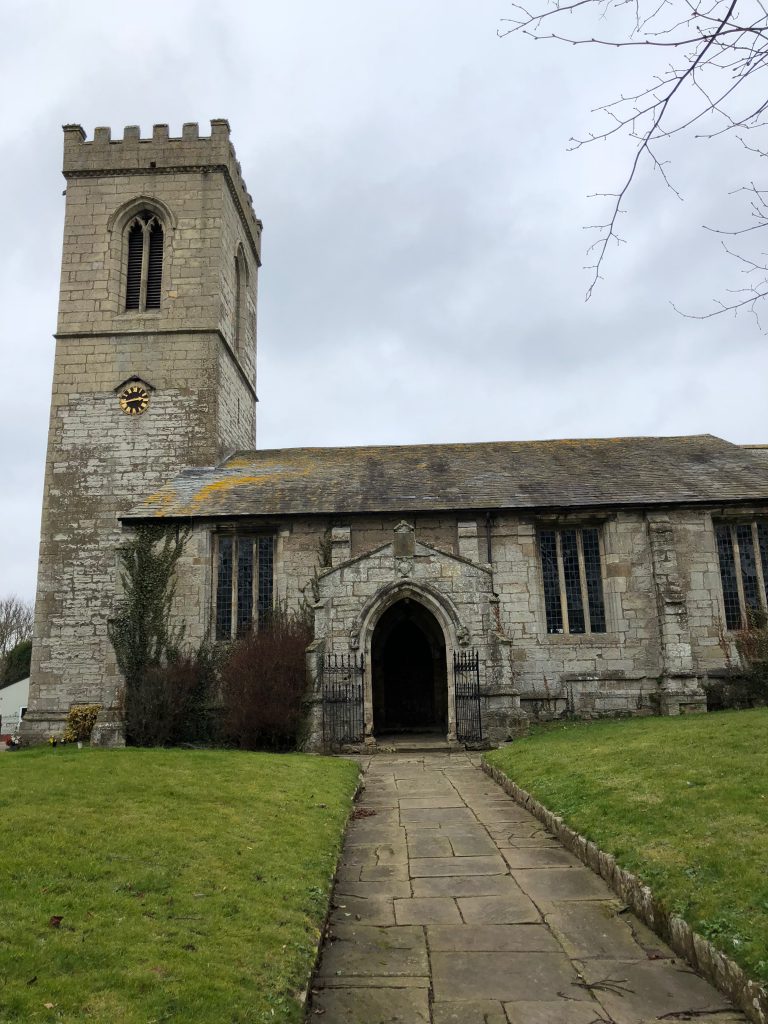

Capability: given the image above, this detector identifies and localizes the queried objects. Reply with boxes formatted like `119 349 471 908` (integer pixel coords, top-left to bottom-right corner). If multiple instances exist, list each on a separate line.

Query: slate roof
123 434 768 521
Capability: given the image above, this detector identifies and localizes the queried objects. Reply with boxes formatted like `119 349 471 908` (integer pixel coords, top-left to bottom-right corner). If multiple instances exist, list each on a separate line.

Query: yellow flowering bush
62 704 102 743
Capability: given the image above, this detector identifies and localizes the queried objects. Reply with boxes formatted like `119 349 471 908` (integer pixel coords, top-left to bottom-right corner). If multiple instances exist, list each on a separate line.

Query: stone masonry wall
493 511 668 716
25 123 260 741
176 505 735 740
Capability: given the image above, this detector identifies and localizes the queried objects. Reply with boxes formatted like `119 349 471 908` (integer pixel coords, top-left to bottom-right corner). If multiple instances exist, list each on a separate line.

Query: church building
23 121 768 749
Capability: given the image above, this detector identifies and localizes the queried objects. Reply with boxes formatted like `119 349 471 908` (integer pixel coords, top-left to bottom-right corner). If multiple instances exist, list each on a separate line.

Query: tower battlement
62 120 261 255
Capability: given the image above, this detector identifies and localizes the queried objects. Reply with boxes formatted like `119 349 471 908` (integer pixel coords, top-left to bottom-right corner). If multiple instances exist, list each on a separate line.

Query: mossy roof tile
124 434 768 520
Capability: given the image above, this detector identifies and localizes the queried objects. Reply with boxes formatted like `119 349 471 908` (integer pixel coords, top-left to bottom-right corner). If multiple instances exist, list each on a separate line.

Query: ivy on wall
108 525 189 692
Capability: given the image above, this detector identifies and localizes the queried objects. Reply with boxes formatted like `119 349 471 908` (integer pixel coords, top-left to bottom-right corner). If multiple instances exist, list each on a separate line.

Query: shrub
708 610 768 710
219 609 312 751
63 704 102 743
121 643 220 748
735 609 768 697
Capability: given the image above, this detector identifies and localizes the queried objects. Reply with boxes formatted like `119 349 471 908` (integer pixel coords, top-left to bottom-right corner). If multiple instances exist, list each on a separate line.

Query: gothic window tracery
715 520 768 629
125 210 163 311
538 527 607 634
215 533 274 641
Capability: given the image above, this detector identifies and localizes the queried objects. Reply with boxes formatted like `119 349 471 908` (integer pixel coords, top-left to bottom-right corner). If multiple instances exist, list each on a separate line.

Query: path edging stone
482 758 768 1024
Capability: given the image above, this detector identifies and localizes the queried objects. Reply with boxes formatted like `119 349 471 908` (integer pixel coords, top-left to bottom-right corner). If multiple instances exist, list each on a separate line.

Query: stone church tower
23 121 261 742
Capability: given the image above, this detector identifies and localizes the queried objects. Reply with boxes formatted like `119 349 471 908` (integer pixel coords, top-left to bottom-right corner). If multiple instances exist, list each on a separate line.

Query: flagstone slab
399 795 466 808
427 924 560 952
399 806 477 825
334 878 412 899
338 843 407 865
426 822 495 838
543 900 655 961
394 896 462 924
360 861 410 882
502 847 582 869
504 1000 610 1023
432 999 508 1024
344 827 407 847
406 832 454 858
457 893 541 924
503 835 565 848
317 924 428 978
335 861 363 882
331 894 395 926
447 832 499 856
574 958 736 1023
410 854 507 877
347 809 401 826
396 779 457 794
431 950 590 1002
412 873 527 898
514 866 614 901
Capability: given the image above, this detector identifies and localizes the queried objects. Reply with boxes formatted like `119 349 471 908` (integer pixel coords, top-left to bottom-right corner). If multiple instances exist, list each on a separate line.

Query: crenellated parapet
62 120 261 260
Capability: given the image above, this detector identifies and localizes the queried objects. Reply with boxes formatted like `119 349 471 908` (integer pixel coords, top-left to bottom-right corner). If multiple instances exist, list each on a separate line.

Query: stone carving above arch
349 579 471 651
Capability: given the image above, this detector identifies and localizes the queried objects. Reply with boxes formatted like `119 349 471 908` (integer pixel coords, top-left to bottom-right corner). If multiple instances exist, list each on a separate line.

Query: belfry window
234 247 248 354
715 520 768 630
538 527 607 635
125 211 163 311
215 534 274 641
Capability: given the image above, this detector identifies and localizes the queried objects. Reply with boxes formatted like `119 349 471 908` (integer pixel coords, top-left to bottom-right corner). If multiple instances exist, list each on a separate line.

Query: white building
1 677 29 742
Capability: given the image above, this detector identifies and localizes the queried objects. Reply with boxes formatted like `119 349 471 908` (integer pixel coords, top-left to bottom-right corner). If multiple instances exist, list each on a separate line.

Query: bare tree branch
500 0 768 320
0 596 34 662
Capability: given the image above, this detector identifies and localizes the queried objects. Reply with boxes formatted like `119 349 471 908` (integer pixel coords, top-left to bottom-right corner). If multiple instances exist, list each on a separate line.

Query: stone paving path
310 751 747 1024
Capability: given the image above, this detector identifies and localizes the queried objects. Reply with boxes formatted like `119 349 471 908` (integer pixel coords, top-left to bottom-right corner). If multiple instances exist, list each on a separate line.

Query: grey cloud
1 1 765 602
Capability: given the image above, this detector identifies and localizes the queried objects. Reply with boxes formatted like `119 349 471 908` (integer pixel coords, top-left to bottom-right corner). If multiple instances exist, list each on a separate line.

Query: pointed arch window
125 210 163 311
234 247 248 353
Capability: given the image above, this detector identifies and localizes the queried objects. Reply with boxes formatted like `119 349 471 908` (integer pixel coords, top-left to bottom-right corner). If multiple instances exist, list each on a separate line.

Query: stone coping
482 759 768 1024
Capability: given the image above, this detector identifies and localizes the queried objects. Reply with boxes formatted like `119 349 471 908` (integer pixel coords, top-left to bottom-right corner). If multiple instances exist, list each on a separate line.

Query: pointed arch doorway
371 598 448 735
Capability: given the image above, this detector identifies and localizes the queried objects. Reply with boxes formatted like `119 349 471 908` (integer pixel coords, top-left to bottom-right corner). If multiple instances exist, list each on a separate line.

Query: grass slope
0 747 359 1023
486 709 768 984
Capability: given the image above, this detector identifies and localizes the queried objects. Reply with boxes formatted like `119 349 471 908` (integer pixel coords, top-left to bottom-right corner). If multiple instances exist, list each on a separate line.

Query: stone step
373 733 455 753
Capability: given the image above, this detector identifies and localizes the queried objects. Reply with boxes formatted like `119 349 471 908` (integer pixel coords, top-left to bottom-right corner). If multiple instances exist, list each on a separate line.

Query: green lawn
0 747 359 1023
485 709 768 984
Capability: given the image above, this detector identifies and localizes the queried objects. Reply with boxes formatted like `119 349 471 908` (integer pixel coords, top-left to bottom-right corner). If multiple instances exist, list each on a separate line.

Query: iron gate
454 648 482 743
322 652 365 746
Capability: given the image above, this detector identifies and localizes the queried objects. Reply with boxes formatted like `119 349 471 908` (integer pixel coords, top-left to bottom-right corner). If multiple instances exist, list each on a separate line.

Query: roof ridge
222 433 727 462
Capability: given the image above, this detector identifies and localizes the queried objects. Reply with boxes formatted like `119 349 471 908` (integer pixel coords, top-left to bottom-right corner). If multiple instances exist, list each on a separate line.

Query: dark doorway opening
372 599 447 733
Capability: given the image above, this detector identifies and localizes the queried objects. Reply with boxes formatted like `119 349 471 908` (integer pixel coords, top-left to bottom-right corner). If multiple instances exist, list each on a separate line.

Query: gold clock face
119 384 150 416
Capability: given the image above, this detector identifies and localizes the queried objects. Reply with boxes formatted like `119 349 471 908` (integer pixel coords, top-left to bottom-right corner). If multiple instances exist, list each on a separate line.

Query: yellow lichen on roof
190 474 270 504
133 490 176 516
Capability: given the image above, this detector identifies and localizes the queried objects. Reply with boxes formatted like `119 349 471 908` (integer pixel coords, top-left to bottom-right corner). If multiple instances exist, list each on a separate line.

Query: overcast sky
1 0 766 603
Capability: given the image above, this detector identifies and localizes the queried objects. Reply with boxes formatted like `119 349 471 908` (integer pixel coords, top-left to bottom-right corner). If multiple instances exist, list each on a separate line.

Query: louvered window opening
538 527 607 635
216 534 275 642
234 249 248 353
715 520 768 630
125 211 163 311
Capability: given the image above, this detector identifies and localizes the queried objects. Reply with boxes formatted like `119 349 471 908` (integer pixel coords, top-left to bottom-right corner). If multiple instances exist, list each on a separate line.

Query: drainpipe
485 512 493 565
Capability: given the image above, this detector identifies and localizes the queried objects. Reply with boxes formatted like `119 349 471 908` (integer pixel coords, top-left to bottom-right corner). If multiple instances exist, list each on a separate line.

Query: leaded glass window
215 534 275 641
215 536 233 641
715 520 768 630
537 527 607 635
